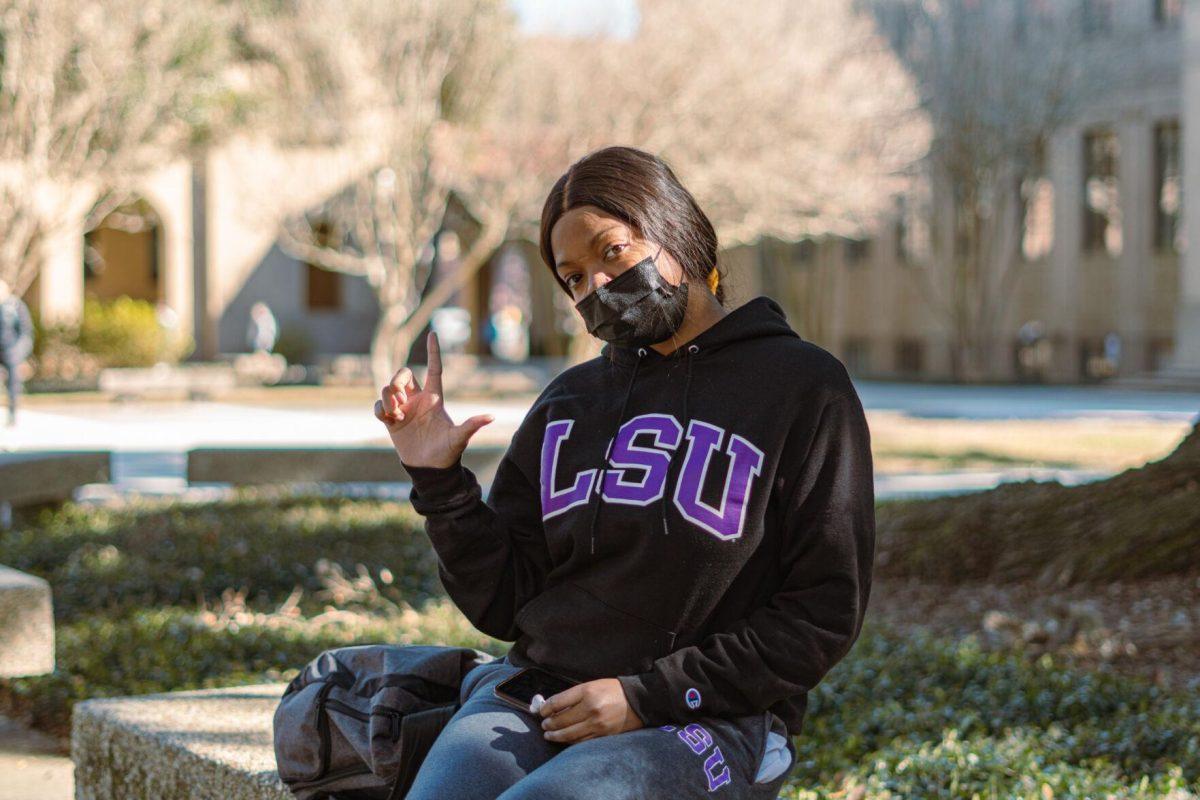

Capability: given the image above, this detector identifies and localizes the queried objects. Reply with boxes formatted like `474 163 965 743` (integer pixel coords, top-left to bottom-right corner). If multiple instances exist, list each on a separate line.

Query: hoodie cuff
401 457 478 515
617 671 675 728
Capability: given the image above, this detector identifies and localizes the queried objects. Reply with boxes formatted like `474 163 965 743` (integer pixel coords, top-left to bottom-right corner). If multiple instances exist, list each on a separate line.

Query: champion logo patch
685 686 702 709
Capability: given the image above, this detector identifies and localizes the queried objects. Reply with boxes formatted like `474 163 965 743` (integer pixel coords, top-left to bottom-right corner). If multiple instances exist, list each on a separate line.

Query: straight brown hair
538 146 725 306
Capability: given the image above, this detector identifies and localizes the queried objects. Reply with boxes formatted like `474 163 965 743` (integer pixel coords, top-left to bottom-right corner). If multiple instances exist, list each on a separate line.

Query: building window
1146 336 1174 371
1155 0 1182 26
305 220 342 310
895 338 924 374
1080 0 1113 37
894 193 930 265
1154 119 1183 253
306 263 342 310
1082 128 1122 256
793 237 816 264
844 237 870 266
1019 139 1055 261
842 337 871 375
951 181 972 258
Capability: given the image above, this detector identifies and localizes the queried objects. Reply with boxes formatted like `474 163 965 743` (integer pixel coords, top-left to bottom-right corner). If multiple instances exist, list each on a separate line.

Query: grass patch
789 622 1200 797
0 492 443 621
1 491 1197 797
875 446 1084 470
868 413 1189 475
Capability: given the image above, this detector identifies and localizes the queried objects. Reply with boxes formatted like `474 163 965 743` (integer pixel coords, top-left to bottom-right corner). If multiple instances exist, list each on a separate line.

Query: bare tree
237 0 516 387
488 0 931 357
500 0 928 242
865 0 1118 381
240 0 926 379
0 0 253 298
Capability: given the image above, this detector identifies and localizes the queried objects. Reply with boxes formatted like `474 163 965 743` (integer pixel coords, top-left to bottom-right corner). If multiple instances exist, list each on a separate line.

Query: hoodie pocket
514 580 678 677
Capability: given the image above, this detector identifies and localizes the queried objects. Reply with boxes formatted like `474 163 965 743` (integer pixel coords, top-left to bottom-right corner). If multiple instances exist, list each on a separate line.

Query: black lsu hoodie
401 295 875 737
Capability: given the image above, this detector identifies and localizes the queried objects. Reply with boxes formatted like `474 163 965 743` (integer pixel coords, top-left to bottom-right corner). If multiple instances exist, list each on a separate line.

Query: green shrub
273 322 315 364
26 306 103 383
795 623 1200 793
0 599 504 742
0 491 443 621
77 296 192 367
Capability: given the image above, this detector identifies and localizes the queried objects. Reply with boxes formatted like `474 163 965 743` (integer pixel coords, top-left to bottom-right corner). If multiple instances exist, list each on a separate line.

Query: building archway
83 196 163 304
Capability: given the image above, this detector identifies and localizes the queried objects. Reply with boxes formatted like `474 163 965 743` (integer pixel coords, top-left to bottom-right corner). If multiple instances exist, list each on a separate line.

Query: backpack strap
386 701 461 800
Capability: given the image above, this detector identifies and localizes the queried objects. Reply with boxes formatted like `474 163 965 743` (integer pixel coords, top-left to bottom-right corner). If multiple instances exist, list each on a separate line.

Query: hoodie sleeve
401 421 552 643
616 380 875 726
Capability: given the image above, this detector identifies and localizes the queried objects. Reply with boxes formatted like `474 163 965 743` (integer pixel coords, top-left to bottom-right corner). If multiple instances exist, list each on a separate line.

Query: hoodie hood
586 295 801 557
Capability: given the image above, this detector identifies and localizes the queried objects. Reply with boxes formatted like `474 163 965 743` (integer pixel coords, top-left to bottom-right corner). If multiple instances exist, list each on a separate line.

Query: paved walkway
1 384 1196 501
0 396 528 500
857 380 1200 421
0 714 72 800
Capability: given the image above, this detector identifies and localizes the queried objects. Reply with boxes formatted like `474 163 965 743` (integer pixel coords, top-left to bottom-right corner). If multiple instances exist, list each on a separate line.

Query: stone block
186 445 506 487
71 682 292 800
0 451 111 507
0 565 55 678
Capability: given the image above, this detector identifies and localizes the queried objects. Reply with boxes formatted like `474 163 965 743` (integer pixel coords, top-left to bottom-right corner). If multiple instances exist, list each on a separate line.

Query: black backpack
273 643 496 799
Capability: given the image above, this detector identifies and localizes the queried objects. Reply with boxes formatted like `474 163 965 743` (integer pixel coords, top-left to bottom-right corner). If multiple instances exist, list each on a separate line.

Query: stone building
25 137 384 364
18 0 1200 385
733 0 1197 384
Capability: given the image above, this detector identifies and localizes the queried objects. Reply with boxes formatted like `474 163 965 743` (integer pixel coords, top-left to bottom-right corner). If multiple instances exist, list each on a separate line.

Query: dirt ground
866 571 1200 694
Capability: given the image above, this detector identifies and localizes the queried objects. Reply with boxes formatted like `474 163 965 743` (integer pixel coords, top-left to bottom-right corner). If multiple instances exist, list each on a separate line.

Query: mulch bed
866 571 1200 693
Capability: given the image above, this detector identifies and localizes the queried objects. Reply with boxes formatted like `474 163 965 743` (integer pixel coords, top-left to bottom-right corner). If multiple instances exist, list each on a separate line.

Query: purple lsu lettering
657 722 732 791
539 415 766 541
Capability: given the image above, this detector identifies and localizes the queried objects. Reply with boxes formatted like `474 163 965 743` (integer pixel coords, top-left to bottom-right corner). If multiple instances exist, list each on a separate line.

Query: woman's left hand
537 678 645 743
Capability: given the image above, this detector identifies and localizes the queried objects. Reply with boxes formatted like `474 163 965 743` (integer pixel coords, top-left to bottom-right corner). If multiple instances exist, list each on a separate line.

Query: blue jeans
405 655 797 800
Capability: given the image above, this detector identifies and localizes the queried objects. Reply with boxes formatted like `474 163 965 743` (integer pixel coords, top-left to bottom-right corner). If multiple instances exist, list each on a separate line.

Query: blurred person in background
247 301 279 355
0 278 34 428
1016 319 1050 383
375 146 875 799
1103 330 1122 376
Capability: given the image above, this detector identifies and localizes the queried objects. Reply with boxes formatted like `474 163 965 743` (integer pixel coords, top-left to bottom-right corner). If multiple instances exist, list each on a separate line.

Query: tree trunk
369 302 411 390
365 218 510 390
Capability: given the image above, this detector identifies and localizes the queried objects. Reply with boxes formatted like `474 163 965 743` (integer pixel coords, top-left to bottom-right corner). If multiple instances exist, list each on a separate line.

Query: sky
508 0 639 38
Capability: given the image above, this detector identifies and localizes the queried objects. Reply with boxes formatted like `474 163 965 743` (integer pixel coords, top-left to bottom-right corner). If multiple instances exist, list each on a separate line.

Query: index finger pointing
424 330 443 397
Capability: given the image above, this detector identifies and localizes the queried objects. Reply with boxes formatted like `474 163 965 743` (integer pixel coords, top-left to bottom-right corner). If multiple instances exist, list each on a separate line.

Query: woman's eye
566 274 580 288
604 243 627 260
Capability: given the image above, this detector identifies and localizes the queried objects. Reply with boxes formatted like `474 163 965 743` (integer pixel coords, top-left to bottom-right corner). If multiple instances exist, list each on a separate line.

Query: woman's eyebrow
556 225 624 270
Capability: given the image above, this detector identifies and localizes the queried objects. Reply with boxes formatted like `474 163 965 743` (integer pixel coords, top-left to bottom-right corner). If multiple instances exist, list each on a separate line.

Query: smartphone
493 666 580 712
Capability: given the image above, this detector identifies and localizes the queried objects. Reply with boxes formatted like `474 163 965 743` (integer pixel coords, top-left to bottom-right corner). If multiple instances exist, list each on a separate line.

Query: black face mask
573 246 690 349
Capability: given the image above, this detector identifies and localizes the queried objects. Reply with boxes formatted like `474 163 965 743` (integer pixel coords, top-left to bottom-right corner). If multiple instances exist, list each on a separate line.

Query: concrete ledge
0 450 111 507
71 682 292 800
316 353 567 397
99 364 237 401
0 565 54 677
187 445 507 487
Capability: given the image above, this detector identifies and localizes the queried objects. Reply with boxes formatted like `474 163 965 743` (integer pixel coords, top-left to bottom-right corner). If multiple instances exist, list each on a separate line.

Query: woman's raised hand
374 330 494 469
